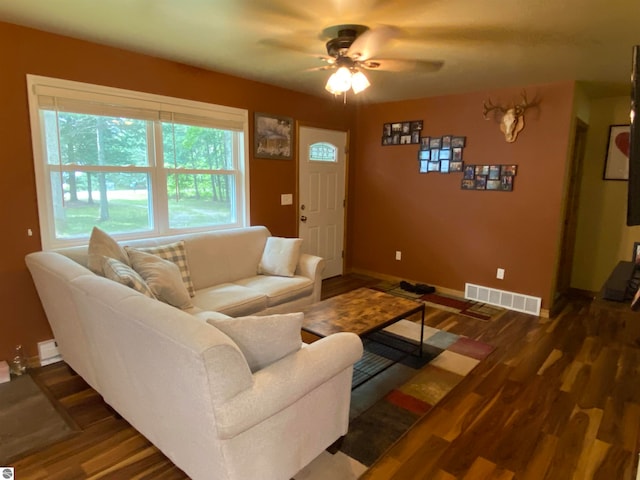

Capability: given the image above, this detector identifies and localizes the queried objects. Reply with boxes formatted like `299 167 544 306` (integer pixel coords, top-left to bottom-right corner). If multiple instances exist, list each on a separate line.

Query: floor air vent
465 283 541 316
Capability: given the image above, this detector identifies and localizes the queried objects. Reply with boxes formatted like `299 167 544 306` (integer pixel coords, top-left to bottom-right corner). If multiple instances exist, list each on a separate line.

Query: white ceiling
1 0 639 103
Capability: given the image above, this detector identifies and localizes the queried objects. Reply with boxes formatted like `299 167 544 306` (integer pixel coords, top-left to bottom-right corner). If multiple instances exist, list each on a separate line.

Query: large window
27 75 249 249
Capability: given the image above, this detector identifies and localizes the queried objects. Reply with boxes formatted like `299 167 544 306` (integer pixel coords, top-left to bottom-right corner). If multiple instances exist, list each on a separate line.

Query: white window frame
26 74 250 250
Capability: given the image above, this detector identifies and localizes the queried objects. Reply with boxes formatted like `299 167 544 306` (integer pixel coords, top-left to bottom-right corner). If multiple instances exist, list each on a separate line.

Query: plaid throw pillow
102 257 156 299
127 241 195 297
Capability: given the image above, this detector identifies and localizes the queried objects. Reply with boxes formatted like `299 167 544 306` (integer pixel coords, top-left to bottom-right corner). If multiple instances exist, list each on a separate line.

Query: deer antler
482 99 506 119
513 90 538 115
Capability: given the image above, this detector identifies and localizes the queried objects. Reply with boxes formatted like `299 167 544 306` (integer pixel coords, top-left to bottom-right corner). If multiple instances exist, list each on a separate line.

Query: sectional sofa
25 226 363 480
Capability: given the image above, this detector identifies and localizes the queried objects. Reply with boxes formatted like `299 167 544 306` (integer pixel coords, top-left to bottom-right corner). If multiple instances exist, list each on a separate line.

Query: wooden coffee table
301 287 425 356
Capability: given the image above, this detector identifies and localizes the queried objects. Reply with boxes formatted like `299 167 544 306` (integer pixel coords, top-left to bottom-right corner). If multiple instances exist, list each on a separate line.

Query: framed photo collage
382 120 423 145
382 121 518 192
461 164 517 191
418 135 466 174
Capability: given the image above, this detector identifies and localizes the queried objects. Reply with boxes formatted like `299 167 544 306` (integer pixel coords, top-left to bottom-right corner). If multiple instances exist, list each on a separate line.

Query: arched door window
309 142 337 162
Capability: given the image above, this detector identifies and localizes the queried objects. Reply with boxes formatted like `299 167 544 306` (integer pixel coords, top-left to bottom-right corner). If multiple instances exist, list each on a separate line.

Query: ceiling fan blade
242 1 316 22
363 58 444 73
305 65 335 72
258 38 318 56
347 25 402 61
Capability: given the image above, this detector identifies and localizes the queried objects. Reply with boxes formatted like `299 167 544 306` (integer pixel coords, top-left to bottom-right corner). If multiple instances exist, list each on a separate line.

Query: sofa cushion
87 226 129 275
191 284 267 317
233 275 313 307
102 257 156 299
127 248 193 310
258 237 302 277
206 313 303 372
129 241 195 297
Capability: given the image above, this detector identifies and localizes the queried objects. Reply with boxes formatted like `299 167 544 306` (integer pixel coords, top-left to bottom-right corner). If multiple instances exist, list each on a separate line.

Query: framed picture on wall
254 113 294 160
603 124 630 180
633 242 640 263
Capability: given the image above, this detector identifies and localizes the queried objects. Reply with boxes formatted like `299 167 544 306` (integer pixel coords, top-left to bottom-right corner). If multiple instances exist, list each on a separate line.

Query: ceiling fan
314 24 444 98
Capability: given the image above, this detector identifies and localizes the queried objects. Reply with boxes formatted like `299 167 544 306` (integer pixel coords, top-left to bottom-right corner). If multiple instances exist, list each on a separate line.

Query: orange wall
0 21 355 360
349 82 575 309
0 20 576 364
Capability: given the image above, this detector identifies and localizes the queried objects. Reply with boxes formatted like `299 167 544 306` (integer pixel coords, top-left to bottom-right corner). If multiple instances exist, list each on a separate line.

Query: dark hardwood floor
10 274 640 479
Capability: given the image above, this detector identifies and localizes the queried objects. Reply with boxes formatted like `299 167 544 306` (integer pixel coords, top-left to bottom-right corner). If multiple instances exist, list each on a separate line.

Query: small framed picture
486 179 501 190
441 135 452 149
431 148 440 161
449 161 463 172
475 165 489 176
463 165 475 179
391 123 402 133
461 179 476 189
439 149 451 160
418 150 431 161
383 123 392 136
604 124 630 180
402 122 411 134
411 131 420 144
452 147 463 161
451 136 466 148
419 160 429 173
489 165 501 180
400 134 412 144
440 160 450 173
429 137 442 149
411 121 423 132
632 242 640 263
501 164 517 176
475 176 487 190
501 175 514 191
254 112 294 160
420 137 431 150
428 161 440 172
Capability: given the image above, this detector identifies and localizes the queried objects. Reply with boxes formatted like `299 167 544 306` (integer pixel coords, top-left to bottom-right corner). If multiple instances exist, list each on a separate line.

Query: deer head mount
483 92 539 143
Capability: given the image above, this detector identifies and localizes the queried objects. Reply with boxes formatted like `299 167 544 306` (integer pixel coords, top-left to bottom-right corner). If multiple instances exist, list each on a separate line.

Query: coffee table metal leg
419 305 425 357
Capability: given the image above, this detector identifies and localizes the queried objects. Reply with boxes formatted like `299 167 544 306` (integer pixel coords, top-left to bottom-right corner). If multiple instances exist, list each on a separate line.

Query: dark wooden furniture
301 287 425 354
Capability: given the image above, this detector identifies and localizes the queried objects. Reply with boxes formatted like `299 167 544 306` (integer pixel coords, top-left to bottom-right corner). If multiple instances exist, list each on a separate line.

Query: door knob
300 215 308 223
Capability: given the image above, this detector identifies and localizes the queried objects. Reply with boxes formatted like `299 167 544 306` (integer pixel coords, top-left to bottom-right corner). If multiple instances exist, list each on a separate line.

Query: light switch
281 194 293 205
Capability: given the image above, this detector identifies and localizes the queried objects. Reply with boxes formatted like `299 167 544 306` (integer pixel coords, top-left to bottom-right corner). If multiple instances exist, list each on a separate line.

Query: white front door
298 127 347 279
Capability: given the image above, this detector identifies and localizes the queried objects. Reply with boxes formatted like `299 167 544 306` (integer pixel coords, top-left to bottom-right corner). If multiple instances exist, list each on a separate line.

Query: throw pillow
127 248 193 310
131 241 195 297
207 312 303 372
258 237 303 277
102 257 156 299
86 226 129 275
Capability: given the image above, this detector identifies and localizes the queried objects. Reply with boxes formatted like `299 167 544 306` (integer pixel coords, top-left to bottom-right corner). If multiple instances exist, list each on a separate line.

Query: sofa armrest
295 253 325 302
213 332 363 439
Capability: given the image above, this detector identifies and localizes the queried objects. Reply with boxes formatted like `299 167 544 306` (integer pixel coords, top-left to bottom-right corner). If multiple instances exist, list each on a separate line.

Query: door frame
553 118 588 307
295 122 351 276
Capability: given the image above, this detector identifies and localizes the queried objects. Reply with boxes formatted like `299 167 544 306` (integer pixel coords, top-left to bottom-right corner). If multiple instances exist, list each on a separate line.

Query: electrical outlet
395 251 402 261
496 268 505 279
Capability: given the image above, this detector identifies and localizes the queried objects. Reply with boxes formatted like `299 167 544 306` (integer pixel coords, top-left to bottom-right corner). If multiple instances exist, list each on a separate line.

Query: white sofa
25 226 364 480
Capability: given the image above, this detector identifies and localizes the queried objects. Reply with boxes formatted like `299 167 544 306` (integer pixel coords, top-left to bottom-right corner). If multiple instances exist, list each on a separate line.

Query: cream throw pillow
102 257 156 299
258 237 303 277
127 248 193 310
87 226 129 275
207 313 303 372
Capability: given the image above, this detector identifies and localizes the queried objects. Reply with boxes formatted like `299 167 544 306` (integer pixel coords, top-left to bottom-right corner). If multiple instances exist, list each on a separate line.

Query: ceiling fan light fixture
351 70 370 94
325 66 352 94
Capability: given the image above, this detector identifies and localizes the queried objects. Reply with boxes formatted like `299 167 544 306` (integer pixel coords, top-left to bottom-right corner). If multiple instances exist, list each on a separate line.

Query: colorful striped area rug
294 319 495 479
